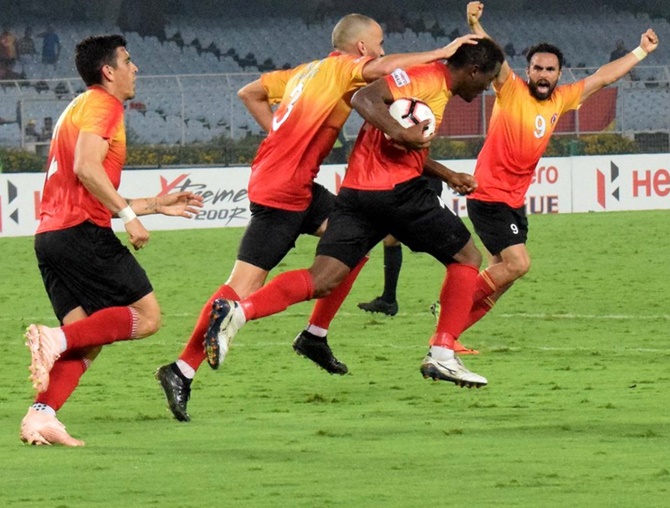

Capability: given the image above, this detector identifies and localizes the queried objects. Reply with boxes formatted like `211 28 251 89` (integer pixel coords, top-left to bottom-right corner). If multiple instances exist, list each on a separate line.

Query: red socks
240 269 314 320
35 351 91 411
308 257 367 329
62 307 136 349
463 270 497 331
179 284 240 369
431 263 479 348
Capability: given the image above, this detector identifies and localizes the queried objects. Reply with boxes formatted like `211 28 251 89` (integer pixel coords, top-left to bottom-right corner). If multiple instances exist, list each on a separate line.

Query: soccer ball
387 97 436 138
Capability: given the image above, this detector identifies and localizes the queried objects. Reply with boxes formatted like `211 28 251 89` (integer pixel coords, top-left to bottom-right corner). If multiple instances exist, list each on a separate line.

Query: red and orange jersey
37 86 126 233
469 71 584 207
343 62 452 191
248 52 373 211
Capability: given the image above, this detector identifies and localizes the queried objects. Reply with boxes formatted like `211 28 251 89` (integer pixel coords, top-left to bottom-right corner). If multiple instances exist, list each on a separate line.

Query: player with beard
459 2 659 336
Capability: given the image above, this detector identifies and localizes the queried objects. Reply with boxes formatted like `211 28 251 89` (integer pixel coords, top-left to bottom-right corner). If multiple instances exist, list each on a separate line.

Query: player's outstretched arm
424 158 477 195
466 1 510 87
580 29 659 103
361 34 481 82
127 192 204 218
351 79 433 151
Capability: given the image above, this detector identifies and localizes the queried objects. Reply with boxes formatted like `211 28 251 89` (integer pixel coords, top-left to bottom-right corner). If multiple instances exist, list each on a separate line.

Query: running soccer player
156 14 482 421
462 2 659 334
20 35 202 446
356 174 480 355
204 38 505 388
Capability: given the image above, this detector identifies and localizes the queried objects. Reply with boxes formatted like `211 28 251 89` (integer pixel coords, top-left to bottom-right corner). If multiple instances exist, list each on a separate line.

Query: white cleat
420 354 487 388
204 299 243 369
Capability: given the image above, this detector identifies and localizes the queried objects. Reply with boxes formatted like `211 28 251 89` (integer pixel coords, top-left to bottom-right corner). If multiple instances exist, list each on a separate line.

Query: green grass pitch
1 210 668 507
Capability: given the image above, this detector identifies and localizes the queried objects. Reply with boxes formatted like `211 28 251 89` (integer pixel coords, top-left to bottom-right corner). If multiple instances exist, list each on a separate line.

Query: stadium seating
0 8 668 147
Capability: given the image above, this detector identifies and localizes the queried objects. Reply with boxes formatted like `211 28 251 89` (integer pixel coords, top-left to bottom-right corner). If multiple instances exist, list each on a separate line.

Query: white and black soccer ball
387 97 436 138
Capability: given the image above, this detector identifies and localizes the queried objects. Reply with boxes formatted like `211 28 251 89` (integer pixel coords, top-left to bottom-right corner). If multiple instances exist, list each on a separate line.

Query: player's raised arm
362 34 481 82
579 29 659 103
466 1 510 87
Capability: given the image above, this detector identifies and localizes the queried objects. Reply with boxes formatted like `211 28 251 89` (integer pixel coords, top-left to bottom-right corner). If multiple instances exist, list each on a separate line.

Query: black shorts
35 221 153 323
237 183 336 271
317 177 471 268
467 199 528 256
422 173 444 196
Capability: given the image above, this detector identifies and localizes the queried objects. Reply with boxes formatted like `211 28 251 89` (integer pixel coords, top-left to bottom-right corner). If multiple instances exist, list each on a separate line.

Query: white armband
118 205 137 224
632 46 648 61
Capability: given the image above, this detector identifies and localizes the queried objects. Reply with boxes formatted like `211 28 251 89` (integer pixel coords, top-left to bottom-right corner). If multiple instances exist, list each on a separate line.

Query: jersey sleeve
494 69 520 106
79 93 123 139
557 81 586 113
337 54 372 91
261 68 297 105
384 64 448 124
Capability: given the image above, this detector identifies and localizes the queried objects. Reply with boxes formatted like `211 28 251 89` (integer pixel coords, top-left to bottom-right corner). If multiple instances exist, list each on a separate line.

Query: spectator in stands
24 119 39 141
155 13 485 422
17 27 37 64
38 25 61 69
0 62 23 80
449 27 462 41
0 25 18 72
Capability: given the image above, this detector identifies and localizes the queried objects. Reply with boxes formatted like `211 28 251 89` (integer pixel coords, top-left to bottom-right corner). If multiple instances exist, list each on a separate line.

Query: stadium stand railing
1 69 668 152
1 8 668 153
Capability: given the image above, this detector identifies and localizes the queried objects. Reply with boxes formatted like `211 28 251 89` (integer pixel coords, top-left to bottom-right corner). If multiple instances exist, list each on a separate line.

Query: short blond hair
331 14 376 51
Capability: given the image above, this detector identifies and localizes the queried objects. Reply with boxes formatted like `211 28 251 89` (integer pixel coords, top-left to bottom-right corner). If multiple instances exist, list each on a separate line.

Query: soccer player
461 2 659 335
156 14 482 421
356 176 480 355
20 34 203 446
204 38 505 388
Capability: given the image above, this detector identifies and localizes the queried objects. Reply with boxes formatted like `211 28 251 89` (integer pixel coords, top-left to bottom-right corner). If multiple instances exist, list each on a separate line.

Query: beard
528 79 556 100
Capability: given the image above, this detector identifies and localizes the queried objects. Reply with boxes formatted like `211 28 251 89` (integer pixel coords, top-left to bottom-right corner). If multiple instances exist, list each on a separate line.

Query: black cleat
292 331 348 375
156 363 192 422
357 297 399 316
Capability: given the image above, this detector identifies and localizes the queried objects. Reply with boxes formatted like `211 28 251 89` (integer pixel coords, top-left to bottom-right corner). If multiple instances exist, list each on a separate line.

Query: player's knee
506 258 530 279
312 276 342 298
457 242 482 268
310 269 347 298
136 311 162 338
